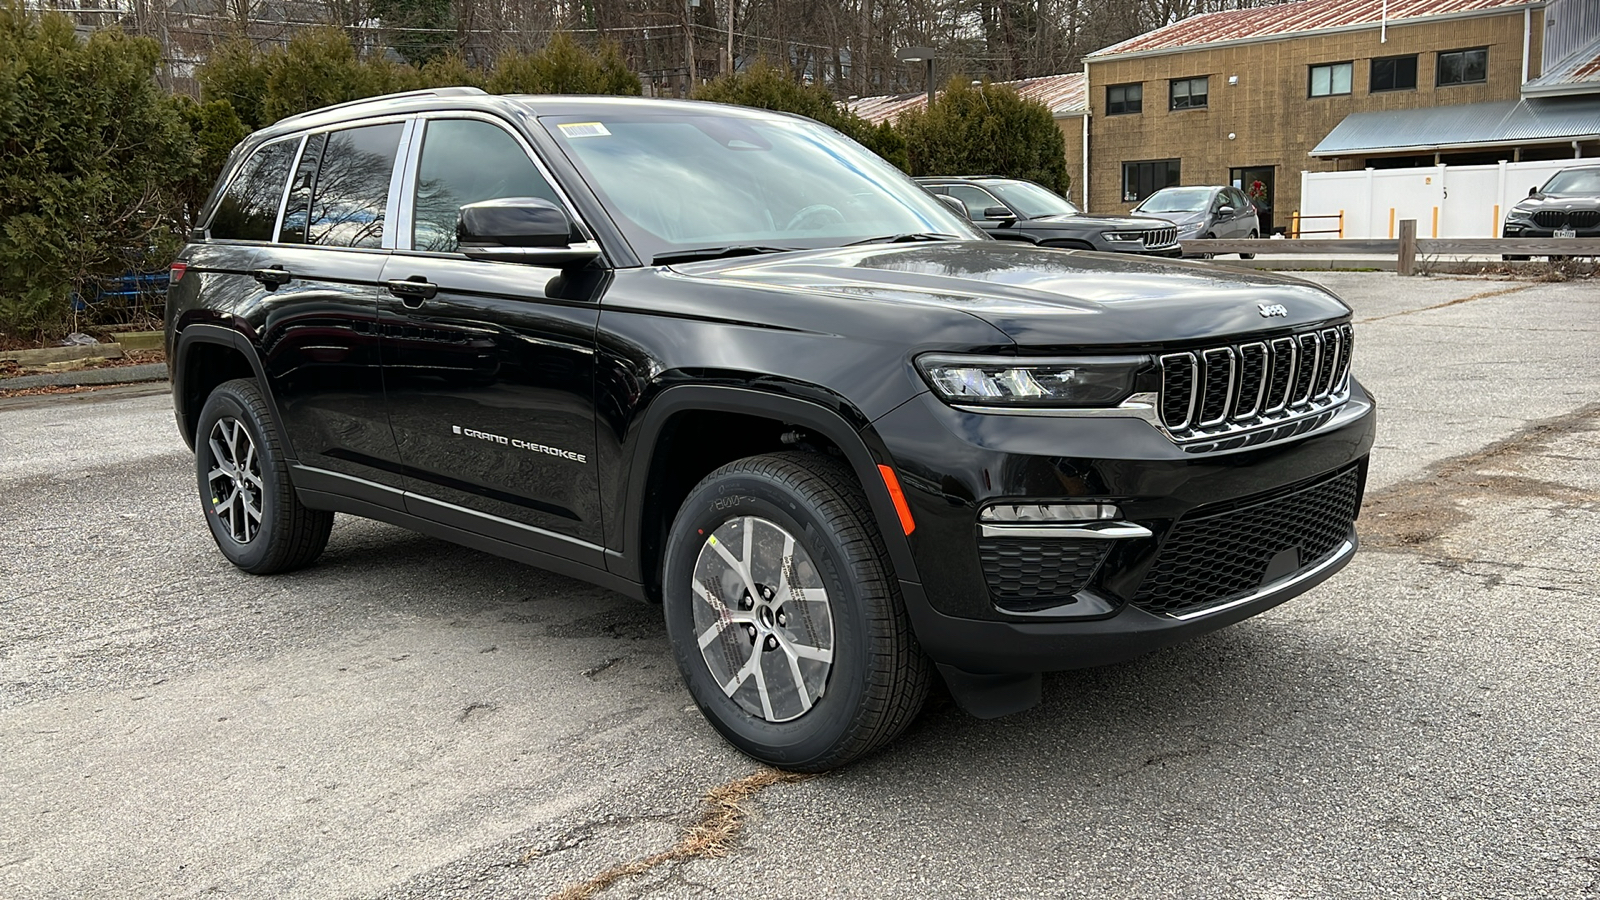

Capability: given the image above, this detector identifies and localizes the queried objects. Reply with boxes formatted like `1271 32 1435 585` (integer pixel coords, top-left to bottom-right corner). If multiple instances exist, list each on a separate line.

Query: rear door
378 114 605 561
243 119 411 499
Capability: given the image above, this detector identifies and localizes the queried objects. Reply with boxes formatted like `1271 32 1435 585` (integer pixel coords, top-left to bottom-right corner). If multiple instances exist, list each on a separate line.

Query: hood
1512 192 1600 213
670 241 1350 348
1030 213 1176 230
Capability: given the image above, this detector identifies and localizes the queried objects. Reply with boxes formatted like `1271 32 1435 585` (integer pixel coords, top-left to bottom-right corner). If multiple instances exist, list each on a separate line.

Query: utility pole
685 0 700 95
724 0 734 76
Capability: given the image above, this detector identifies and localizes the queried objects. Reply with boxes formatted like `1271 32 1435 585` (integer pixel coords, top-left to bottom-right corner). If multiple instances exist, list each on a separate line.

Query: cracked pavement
1 273 1597 899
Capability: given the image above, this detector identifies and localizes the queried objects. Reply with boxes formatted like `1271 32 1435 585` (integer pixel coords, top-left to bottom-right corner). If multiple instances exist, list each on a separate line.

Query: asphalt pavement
1 273 1596 899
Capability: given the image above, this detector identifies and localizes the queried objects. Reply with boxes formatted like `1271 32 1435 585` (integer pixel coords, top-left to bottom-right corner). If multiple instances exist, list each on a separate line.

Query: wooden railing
1185 219 1600 275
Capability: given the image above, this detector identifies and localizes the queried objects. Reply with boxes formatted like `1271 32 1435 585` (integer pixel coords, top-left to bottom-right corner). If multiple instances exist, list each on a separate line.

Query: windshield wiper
844 232 964 246
652 245 800 265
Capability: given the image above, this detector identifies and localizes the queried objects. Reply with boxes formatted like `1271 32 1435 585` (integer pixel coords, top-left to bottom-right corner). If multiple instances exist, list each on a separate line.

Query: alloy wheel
206 417 263 544
690 515 835 722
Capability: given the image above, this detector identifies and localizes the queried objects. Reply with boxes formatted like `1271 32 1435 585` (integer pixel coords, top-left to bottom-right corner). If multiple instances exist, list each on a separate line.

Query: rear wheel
662 452 930 771
194 378 332 574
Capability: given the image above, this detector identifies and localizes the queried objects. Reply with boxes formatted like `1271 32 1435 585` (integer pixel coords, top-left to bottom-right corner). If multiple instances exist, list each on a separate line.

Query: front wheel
194 378 332 574
662 452 930 771
1240 230 1258 260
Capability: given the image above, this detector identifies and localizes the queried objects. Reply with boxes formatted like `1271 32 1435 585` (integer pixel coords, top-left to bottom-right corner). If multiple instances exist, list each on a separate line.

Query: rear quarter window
209 138 299 242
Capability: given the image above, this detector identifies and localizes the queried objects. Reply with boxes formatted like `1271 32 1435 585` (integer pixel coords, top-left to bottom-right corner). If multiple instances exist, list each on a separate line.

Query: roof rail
273 87 489 125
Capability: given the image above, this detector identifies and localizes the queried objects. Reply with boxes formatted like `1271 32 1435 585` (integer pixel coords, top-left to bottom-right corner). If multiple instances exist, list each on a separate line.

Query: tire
1240 231 1258 260
194 378 333 575
662 452 931 771
1195 233 1215 260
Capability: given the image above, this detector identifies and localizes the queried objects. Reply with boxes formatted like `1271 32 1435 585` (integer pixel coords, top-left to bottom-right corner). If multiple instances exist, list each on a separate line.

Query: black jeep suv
167 89 1375 771
916 175 1182 256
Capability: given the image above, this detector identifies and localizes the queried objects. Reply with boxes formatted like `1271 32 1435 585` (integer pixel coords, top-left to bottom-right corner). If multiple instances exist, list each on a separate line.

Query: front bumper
872 382 1377 674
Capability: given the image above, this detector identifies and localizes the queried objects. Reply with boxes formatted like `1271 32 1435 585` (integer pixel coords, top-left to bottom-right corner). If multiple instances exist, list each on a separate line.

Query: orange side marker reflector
877 464 916 535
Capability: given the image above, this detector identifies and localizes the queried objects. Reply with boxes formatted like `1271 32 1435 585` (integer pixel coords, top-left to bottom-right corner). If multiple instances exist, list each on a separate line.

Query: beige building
1083 0 1600 231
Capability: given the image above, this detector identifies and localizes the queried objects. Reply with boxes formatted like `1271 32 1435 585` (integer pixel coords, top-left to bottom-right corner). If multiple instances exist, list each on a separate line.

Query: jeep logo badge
1258 303 1288 318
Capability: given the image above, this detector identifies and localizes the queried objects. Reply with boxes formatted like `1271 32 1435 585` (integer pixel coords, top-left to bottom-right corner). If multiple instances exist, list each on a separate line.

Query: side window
946 184 1003 219
209 138 298 242
279 133 326 244
412 119 562 253
307 123 405 249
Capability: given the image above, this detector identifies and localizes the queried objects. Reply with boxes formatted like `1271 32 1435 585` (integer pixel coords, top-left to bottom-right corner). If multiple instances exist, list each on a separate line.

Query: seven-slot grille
1533 209 1600 229
1159 324 1353 441
1143 227 1179 248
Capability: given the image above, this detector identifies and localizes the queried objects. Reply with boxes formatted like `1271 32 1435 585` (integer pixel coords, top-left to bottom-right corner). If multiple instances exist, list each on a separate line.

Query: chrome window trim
381 117 419 250
398 110 598 256
272 134 308 244
1168 539 1354 621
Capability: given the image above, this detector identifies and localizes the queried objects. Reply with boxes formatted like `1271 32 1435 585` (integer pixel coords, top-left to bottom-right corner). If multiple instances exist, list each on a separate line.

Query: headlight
917 354 1151 407
1102 231 1144 243
1176 221 1203 237
1505 207 1535 222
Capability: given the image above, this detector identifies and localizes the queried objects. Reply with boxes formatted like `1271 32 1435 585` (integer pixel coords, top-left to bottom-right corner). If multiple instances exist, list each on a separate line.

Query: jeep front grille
1159 324 1352 446
1144 227 1178 248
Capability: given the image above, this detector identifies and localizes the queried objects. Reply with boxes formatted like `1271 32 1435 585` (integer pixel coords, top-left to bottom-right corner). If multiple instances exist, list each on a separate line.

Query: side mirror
982 206 1017 222
1218 205 1236 216
457 197 600 268
935 194 970 219
1529 186 1539 197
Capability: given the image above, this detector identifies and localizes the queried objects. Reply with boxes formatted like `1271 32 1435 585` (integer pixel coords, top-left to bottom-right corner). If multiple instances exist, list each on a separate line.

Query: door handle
386 277 438 308
252 266 291 289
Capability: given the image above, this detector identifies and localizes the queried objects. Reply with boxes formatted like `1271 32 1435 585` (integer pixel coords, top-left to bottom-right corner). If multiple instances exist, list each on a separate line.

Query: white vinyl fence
1298 159 1590 239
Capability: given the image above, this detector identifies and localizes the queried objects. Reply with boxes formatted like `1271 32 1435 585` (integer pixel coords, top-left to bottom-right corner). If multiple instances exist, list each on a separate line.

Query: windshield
539 110 984 262
1541 168 1600 195
1134 187 1215 213
985 180 1079 218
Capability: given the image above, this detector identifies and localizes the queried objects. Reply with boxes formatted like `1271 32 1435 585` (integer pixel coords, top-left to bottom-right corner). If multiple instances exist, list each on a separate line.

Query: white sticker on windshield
560 122 611 138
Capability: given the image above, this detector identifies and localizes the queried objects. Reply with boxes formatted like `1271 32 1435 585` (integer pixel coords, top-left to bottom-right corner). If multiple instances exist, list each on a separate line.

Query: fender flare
611 384 922 590
171 323 285 454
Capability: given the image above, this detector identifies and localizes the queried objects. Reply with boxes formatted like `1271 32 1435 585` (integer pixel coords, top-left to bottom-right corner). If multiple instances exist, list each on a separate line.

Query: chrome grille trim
1156 324 1353 449
1197 347 1236 427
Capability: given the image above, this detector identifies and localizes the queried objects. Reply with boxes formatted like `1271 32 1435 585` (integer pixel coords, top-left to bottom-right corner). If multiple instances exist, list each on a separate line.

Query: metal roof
1523 34 1600 97
1310 95 1600 155
845 72 1087 124
1089 0 1537 59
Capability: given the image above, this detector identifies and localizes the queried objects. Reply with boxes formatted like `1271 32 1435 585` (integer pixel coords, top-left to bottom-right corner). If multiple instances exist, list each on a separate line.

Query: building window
1106 83 1143 115
1309 62 1353 97
1170 77 1209 110
1370 55 1418 92
1122 159 1180 203
1437 47 1488 86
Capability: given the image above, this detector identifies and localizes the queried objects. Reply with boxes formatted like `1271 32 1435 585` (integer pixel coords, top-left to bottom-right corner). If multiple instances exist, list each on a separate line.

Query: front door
1231 166 1276 235
379 115 606 559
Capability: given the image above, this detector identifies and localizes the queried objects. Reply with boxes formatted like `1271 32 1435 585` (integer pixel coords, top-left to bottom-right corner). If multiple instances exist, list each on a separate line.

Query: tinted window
307 123 404 249
1310 62 1353 97
1371 55 1418 92
946 184 1005 219
986 180 1078 218
279 133 326 244
413 119 561 253
1170 77 1208 110
1438 48 1488 86
1107 83 1142 115
1121 160 1180 203
209 138 297 241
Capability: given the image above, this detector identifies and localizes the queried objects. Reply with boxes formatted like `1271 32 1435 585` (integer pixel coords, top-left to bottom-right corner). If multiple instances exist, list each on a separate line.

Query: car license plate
1555 227 1577 238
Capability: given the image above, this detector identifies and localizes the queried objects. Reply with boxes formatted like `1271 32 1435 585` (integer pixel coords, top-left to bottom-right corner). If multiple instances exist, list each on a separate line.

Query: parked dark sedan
917 176 1181 256
1132 185 1262 258
1502 165 1600 259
